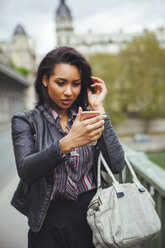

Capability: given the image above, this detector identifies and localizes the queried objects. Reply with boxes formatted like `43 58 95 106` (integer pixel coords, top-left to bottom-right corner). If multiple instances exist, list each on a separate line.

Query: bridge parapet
123 144 165 248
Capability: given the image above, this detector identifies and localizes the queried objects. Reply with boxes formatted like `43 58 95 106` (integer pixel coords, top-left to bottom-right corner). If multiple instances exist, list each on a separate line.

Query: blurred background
0 0 165 247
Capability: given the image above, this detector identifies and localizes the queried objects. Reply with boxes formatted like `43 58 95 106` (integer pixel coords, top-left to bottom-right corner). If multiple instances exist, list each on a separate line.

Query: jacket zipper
24 111 57 232
38 194 51 232
23 185 28 194
24 109 50 232
38 168 56 232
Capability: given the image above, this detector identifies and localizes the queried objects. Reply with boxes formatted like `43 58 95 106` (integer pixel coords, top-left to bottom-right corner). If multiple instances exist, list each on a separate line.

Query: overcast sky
0 0 165 55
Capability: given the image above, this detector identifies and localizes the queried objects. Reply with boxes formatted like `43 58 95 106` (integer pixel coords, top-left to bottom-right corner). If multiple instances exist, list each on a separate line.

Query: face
43 63 81 113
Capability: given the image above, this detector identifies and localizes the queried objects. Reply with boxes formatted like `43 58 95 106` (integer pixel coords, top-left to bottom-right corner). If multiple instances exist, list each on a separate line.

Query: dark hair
34 46 93 111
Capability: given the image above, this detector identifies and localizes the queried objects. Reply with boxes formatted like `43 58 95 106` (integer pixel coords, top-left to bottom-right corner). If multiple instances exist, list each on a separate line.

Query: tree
118 30 165 118
88 53 125 124
89 30 165 124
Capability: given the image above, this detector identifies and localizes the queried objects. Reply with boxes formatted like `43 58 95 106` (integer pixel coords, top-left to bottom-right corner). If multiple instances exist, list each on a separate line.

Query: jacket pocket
11 180 30 216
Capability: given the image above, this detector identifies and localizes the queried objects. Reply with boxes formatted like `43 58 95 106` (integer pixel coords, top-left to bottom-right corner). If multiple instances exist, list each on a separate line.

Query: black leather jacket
11 104 124 232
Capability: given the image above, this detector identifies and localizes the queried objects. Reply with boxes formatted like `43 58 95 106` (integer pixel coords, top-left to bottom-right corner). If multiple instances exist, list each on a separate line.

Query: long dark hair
34 46 93 111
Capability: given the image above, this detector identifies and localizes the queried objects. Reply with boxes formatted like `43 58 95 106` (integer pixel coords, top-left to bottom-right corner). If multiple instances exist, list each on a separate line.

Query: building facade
0 24 37 111
10 24 36 73
55 0 165 54
0 62 29 125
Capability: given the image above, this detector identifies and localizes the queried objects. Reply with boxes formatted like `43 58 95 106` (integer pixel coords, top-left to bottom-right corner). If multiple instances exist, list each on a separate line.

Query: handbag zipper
88 199 100 209
88 195 109 247
88 196 103 209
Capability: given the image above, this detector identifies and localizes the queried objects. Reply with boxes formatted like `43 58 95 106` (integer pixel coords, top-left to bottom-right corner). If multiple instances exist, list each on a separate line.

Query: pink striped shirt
48 107 96 201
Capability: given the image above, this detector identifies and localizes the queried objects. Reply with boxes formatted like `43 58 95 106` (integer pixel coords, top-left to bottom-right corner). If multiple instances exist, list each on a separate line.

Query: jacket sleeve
97 114 124 174
11 114 69 185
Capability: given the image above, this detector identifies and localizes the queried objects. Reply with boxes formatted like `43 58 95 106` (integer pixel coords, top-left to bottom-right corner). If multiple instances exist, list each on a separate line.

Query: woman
11 46 124 248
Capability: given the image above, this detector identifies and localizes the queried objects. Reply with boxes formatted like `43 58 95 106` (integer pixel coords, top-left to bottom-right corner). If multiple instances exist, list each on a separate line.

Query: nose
64 85 72 96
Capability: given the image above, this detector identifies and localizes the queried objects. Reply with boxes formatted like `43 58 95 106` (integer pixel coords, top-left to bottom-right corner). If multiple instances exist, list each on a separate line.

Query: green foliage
10 62 29 77
119 30 165 118
15 67 29 77
88 53 126 124
147 152 165 170
89 30 165 125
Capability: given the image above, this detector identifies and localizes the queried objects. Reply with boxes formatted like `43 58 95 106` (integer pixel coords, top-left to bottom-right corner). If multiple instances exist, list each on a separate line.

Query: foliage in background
119 30 165 119
14 67 29 77
147 152 165 170
88 31 165 125
10 61 29 77
88 53 125 124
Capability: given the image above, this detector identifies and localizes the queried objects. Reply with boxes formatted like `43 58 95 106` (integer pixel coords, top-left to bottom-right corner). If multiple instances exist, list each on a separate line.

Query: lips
61 99 73 105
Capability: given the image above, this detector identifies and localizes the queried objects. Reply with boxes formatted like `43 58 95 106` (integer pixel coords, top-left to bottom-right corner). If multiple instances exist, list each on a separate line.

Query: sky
0 0 165 55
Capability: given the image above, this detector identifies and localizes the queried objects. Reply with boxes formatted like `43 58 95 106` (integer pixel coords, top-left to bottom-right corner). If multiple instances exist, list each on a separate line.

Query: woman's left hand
87 76 107 114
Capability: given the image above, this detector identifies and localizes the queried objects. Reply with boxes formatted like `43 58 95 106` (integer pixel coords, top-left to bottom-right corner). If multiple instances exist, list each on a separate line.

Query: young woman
11 46 124 248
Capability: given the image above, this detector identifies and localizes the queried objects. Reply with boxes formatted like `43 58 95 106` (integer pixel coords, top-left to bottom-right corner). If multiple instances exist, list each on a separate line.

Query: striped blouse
48 107 96 201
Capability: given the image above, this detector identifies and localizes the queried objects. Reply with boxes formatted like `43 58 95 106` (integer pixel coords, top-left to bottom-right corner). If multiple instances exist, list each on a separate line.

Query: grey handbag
87 152 161 248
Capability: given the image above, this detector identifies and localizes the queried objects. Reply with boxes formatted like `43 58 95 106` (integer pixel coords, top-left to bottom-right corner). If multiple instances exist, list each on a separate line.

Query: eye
56 81 65 86
72 82 81 87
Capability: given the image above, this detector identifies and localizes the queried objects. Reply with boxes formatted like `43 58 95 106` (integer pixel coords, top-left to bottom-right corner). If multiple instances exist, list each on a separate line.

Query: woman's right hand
59 107 106 154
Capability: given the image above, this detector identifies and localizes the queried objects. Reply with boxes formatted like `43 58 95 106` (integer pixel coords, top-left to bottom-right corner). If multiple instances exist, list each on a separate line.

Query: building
56 0 74 47
0 24 37 111
55 0 165 54
0 62 29 126
11 24 36 73
0 24 36 73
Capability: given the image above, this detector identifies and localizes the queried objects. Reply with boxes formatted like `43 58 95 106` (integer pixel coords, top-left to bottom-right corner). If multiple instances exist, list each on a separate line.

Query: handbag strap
97 152 145 197
97 152 119 188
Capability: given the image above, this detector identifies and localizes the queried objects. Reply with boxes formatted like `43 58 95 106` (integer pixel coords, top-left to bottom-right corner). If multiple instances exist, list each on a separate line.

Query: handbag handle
97 152 145 197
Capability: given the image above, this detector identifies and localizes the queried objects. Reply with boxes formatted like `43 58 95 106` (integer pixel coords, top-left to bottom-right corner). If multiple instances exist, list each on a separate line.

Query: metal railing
122 144 165 248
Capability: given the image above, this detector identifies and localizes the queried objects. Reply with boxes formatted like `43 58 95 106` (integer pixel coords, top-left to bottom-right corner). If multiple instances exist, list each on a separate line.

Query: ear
42 75 48 87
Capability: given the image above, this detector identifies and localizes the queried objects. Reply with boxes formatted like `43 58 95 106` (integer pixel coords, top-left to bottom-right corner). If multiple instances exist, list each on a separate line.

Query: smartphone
80 111 100 146
80 111 100 121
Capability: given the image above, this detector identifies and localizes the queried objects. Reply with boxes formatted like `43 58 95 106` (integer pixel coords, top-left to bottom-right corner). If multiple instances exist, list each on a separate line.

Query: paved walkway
1 143 163 248
0 126 164 248
0 173 28 248
0 127 28 248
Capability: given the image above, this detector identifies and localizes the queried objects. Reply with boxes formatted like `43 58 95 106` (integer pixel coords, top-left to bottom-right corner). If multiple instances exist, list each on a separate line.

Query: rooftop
13 24 26 36
56 0 72 20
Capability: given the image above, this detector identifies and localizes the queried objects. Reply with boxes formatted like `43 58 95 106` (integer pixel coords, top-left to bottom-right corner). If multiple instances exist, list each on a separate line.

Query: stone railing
122 144 165 248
